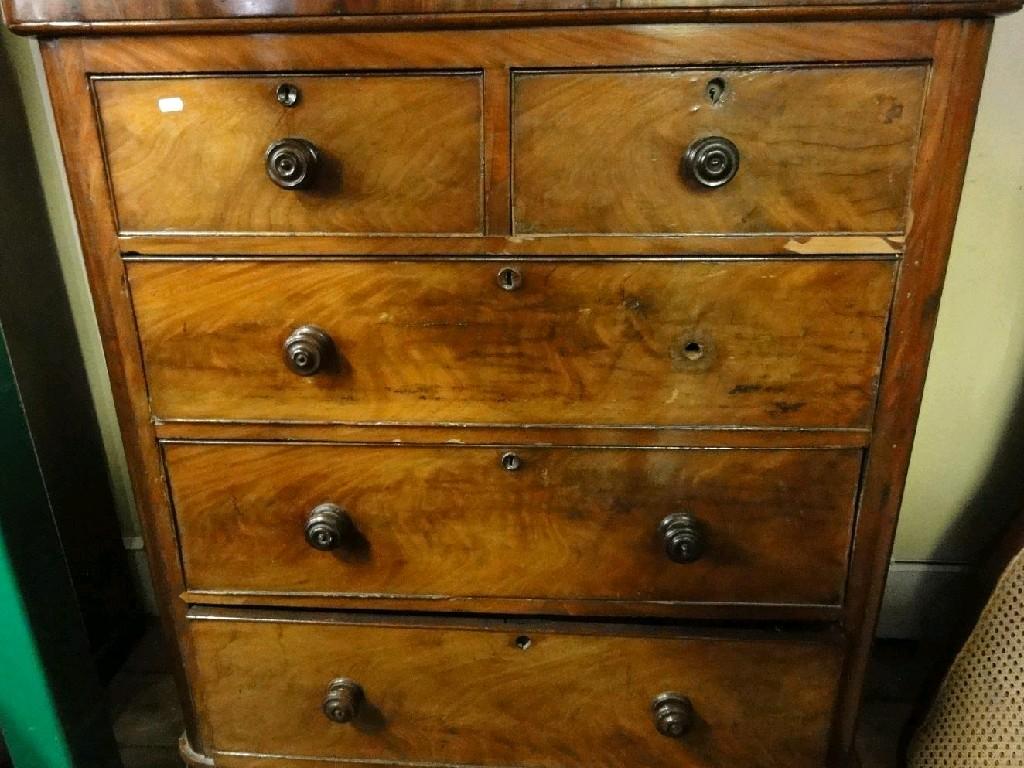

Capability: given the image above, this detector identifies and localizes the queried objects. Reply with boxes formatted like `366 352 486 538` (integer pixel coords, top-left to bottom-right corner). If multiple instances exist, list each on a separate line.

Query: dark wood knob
266 137 319 189
283 325 333 376
683 136 739 188
658 513 705 564
322 678 363 724
652 692 693 738
304 503 351 551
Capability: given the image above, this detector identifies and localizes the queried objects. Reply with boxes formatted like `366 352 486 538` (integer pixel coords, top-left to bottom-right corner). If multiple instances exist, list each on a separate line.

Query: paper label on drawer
157 97 184 113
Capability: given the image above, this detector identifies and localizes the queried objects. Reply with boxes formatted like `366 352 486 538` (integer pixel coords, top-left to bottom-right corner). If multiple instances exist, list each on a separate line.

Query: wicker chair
907 517 1024 768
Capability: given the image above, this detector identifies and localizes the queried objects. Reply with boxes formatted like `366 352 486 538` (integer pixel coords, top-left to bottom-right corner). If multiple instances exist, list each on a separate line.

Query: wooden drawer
93 74 483 234
190 610 843 768
129 259 895 427
512 65 927 235
167 443 861 610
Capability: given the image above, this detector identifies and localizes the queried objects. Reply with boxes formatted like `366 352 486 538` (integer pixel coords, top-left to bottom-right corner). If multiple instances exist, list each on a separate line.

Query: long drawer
166 442 861 609
129 259 895 427
189 609 843 768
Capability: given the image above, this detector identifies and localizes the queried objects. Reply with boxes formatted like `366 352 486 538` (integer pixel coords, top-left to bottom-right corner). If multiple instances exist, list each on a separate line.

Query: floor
856 640 937 768
109 626 183 768
108 626 934 768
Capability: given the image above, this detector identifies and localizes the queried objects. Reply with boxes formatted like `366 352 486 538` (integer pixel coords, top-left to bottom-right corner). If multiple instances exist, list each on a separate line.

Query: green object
0 329 120 767
0 331 75 768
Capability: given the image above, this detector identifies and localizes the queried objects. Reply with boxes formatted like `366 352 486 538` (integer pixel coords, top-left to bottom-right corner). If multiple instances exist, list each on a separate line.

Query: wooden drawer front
93 74 483 234
167 443 860 608
129 259 895 427
190 612 842 768
513 65 926 235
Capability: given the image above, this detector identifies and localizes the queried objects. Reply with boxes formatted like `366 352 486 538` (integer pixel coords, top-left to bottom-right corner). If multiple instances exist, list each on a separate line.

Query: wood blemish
784 236 900 256
729 384 784 395
772 401 806 414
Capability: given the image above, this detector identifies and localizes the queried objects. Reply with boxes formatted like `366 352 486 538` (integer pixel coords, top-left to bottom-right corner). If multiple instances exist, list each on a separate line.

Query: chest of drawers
4 1 1019 766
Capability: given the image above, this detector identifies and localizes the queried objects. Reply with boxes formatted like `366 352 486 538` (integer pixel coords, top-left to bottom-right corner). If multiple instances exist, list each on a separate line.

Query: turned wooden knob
658 513 706 564
652 692 694 738
266 137 319 189
682 136 739 188
304 503 351 551
322 678 363 724
283 325 333 376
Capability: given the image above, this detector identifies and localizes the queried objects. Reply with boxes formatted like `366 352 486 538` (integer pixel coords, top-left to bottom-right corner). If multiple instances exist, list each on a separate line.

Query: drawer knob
266 137 319 189
658 513 705 564
322 678 363 724
304 503 351 551
283 325 333 376
683 136 739 188
652 692 694 738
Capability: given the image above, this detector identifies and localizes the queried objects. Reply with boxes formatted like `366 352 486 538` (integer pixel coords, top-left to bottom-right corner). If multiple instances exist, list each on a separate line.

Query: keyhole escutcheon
497 266 523 291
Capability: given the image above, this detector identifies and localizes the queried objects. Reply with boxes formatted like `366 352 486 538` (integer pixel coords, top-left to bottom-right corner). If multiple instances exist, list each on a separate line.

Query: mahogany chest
4 1 1019 765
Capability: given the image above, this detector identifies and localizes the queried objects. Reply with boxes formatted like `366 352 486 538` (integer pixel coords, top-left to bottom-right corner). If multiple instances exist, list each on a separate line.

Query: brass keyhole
497 266 523 291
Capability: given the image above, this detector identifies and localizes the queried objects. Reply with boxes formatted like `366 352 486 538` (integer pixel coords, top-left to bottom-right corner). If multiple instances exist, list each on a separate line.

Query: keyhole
276 83 300 107
501 452 522 472
682 341 705 361
497 266 523 291
515 635 532 650
706 77 726 105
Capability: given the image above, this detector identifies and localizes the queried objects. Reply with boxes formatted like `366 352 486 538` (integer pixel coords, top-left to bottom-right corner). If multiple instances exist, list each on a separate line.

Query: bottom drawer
190 609 843 768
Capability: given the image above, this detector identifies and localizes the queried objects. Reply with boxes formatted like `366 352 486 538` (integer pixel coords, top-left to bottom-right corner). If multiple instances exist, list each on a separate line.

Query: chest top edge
3 0 1021 37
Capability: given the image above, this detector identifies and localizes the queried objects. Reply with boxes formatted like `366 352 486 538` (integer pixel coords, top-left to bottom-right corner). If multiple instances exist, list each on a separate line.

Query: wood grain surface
832 18 996 760
128 259 896 428
189 610 843 768
68 22 942 73
165 442 861 608
513 66 926 235
5 0 1021 35
120 233 907 257
153 421 872 448
94 74 483 235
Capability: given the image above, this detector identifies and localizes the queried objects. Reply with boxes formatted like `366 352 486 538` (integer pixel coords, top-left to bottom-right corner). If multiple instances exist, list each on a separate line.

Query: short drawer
167 443 860 609
129 259 895 428
512 65 926 235
93 74 483 234
190 610 843 768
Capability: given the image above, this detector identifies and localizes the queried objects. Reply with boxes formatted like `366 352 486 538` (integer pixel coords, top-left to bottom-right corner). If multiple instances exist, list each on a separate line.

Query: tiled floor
107 626 932 768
